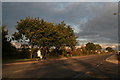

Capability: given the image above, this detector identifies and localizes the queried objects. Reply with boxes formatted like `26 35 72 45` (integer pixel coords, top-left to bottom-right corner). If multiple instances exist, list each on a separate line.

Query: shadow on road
2 54 119 79
72 58 119 79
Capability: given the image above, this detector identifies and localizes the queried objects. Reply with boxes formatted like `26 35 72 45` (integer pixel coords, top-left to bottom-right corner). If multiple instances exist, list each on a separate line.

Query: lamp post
118 1 120 52
117 1 120 52
114 1 120 52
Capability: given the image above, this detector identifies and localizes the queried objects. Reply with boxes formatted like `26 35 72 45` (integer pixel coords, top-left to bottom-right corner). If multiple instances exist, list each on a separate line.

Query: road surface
2 53 119 79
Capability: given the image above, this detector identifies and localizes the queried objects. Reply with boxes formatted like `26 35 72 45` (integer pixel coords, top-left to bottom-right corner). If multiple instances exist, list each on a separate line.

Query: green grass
3 53 108 64
2 58 37 64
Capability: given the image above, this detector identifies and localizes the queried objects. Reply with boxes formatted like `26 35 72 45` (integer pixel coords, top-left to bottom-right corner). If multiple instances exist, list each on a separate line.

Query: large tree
85 42 102 51
13 17 77 56
106 47 114 52
55 21 77 50
85 42 96 51
95 44 102 50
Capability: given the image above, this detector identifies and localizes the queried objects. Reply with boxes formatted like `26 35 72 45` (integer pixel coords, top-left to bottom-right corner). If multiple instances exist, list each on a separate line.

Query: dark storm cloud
3 2 107 31
2 2 63 34
76 2 118 43
2 2 118 44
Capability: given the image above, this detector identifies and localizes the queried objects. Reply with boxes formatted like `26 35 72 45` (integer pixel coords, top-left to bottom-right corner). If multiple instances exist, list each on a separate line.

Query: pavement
105 54 119 64
2 53 119 78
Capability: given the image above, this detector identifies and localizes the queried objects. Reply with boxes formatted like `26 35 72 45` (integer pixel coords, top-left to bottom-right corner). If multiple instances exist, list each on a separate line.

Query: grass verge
3 53 109 64
2 58 37 64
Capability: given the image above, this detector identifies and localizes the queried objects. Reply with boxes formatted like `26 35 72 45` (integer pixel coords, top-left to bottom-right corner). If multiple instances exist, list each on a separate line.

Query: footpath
106 54 119 64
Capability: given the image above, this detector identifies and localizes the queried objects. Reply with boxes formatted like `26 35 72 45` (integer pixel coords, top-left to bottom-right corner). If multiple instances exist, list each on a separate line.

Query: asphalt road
2 53 119 79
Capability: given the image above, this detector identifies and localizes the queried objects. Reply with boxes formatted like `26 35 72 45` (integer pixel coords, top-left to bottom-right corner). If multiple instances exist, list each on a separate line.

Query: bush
17 49 31 59
118 53 120 61
43 49 67 59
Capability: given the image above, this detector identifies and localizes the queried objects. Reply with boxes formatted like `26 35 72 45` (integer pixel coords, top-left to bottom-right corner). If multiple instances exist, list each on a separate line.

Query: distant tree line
72 42 115 56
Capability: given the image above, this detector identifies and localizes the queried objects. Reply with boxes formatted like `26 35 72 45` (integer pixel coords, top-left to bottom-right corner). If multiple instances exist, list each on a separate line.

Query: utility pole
114 1 120 52
118 1 120 52
117 1 120 52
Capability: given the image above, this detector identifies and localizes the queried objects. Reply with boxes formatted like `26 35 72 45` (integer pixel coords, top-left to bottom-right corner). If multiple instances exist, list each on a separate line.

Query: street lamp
114 1 120 52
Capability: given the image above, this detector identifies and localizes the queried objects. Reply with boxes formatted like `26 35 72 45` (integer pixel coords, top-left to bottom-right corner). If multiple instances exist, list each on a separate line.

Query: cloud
76 2 118 44
2 0 119 2
2 2 95 33
2 2 118 45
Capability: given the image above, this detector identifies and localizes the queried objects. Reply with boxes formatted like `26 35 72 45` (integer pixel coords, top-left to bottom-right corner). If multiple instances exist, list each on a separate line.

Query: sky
2 0 120 2
2 2 119 48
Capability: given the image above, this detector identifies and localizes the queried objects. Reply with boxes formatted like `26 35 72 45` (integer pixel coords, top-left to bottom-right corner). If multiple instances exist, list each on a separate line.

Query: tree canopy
13 17 77 55
85 42 102 51
85 42 96 51
95 44 102 50
106 47 114 52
